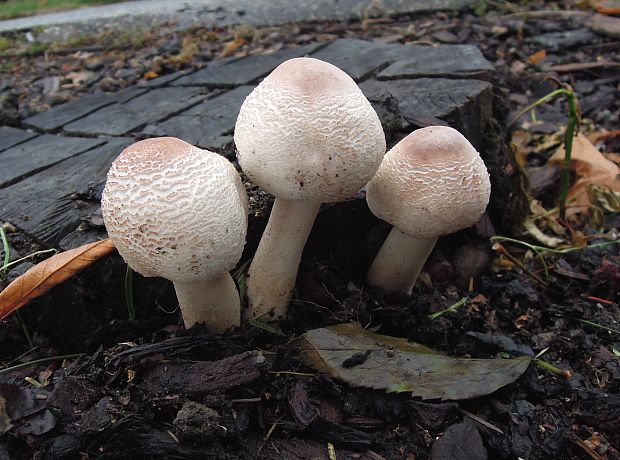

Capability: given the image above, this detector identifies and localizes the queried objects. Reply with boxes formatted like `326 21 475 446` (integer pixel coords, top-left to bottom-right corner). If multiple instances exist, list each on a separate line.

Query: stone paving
0 38 495 251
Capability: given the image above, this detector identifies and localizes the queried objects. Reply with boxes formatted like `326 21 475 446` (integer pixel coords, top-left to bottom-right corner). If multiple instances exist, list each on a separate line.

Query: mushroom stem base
366 228 437 295
244 198 321 322
174 274 240 332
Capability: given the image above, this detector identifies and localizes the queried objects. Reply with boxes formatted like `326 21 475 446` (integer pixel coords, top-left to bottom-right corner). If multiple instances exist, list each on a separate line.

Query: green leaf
294 323 531 401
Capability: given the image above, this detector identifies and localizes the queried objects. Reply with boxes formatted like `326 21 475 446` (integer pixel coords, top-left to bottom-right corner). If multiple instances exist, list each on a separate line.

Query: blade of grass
1 248 59 271
0 225 10 275
248 318 287 337
429 297 468 320
125 265 135 320
0 353 84 374
566 316 620 336
490 236 620 255
508 85 580 219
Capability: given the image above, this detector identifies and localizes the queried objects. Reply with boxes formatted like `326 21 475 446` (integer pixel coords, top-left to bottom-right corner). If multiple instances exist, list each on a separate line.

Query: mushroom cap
366 126 491 238
102 137 248 283
234 57 386 202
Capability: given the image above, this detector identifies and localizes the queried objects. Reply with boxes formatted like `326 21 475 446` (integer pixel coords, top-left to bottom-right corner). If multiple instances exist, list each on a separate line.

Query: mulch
1 1 619 459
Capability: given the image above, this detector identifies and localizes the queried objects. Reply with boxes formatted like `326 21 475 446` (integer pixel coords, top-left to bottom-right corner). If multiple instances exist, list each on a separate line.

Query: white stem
244 198 321 321
173 273 240 332
366 227 438 295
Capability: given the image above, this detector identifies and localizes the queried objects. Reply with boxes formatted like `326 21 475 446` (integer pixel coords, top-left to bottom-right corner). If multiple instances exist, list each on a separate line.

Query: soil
1 1 620 459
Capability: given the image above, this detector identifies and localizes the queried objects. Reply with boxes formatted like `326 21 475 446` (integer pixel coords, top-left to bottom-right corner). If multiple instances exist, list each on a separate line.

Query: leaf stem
533 358 572 378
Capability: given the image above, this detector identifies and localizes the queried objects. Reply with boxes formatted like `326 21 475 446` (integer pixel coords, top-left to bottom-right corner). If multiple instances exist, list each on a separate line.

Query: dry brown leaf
590 0 620 15
143 71 159 80
528 49 547 65
219 38 246 58
550 134 620 214
0 239 116 320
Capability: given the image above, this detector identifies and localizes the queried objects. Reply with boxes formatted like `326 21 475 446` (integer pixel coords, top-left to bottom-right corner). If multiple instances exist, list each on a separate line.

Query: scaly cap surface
102 137 248 282
234 57 386 202
366 126 491 238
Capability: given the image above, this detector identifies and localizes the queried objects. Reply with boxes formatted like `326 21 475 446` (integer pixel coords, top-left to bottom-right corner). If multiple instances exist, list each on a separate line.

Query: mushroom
234 57 386 321
101 137 248 332
365 126 491 294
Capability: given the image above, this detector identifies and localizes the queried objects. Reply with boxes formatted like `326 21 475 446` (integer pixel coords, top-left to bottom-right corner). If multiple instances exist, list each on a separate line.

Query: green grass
0 0 123 20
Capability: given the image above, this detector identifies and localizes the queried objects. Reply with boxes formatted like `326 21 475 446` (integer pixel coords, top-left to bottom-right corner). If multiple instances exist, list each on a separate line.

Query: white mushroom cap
102 137 248 282
366 126 491 238
234 57 386 202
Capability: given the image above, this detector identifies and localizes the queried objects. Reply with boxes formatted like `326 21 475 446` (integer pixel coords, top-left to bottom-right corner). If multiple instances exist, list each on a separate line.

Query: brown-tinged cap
101 137 248 282
366 126 491 238
234 57 386 202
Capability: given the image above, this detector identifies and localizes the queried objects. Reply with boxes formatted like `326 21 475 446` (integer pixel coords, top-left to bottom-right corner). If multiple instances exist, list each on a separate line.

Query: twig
492 243 547 286
586 296 614 305
268 371 315 377
565 432 606 460
460 409 504 434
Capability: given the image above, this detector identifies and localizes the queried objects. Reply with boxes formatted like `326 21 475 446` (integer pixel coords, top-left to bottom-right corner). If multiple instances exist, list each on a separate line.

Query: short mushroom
101 137 248 332
365 126 491 294
234 57 386 321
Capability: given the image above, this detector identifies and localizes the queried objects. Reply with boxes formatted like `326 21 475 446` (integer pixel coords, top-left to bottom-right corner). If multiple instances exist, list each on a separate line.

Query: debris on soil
1 0 620 458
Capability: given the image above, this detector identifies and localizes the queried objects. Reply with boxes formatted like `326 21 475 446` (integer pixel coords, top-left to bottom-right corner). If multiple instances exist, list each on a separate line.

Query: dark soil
1 1 620 459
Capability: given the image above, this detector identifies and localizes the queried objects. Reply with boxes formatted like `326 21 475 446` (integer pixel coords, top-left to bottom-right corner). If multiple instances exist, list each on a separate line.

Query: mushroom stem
244 198 321 321
173 274 240 332
366 227 438 295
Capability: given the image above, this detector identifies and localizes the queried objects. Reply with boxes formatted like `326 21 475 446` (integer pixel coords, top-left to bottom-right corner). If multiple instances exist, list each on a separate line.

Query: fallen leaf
0 239 116 320
143 70 159 80
550 134 620 214
590 0 620 15
528 50 546 65
219 37 246 58
294 323 531 400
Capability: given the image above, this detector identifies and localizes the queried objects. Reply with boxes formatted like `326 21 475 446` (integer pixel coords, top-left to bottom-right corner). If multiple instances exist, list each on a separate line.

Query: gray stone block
311 38 403 81
0 126 38 152
23 87 148 131
378 45 493 80
63 86 208 136
142 85 254 152
360 78 493 148
0 134 105 188
0 138 131 246
171 43 324 87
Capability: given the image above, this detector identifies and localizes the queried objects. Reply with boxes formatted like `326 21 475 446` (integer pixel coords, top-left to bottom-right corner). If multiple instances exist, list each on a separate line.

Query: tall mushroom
234 57 386 321
101 137 248 332
365 126 491 294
